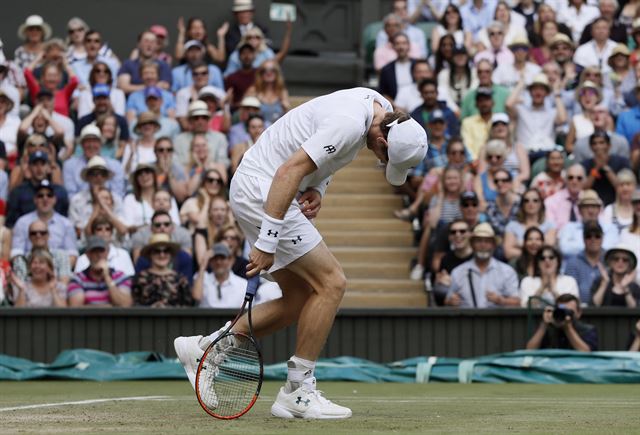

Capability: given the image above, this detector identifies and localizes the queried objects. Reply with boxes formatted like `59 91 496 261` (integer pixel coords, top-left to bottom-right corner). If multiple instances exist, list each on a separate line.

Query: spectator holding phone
526 294 598 352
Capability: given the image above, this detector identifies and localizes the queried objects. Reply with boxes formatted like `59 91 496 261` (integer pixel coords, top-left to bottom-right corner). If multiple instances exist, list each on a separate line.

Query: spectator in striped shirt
68 236 132 307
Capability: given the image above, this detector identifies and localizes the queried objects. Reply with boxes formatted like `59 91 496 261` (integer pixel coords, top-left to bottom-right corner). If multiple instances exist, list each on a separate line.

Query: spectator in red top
224 43 257 111
24 55 78 117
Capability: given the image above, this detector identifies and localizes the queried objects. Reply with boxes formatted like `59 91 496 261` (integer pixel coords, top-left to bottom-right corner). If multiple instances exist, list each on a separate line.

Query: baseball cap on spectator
198 86 226 101
471 223 495 240
92 83 110 98
34 179 54 193
428 109 445 123
212 242 231 258
184 39 204 51
144 86 163 100
85 235 108 252
549 33 574 49
188 100 211 118
80 156 114 181
460 191 479 205
239 96 261 109
0 89 15 112
582 221 603 238
491 113 509 126
476 87 492 99
80 124 103 142
18 15 52 40
607 44 630 69
36 89 53 100
384 118 429 186
578 189 603 207
29 150 49 165
150 25 168 38
528 73 551 92
233 0 255 12
487 21 504 32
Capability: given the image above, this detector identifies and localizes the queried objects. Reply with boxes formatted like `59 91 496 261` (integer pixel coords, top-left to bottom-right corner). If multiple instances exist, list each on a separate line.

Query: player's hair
380 111 411 140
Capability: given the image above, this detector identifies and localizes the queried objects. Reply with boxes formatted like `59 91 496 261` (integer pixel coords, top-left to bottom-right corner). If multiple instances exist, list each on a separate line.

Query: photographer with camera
526 294 598 352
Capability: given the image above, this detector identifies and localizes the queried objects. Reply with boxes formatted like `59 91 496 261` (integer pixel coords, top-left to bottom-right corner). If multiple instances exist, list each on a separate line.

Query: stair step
327 182 395 194
323 230 412 246
341 262 410 279
316 218 410 232
319 206 403 219
341 291 428 308
330 246 416 263
322 193 403 208
333 167 387 183
348 278 424 292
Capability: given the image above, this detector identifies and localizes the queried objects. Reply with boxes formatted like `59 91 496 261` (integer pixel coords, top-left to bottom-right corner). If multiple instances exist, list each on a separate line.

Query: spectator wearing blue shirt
461 0 497 41
126 63 176 124
117 31 172 95
410 79 460 138
6 151 68 228
616 84 640 144
71 30 120 87
171 40 224 93
563 221 605 304
128 87 180 140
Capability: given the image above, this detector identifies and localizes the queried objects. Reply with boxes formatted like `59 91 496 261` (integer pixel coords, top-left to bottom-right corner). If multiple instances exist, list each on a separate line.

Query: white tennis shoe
174 335 205 390
271 380 352 419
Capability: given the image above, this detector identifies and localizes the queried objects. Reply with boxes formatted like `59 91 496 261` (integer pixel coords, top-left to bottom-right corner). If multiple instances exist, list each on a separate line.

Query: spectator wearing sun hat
445 223 520 308
492 36 541 90
76 83 130 144
63 124 126 198
14 15 51 70
174 101 229 168
506 72 567 160
128 87 179 139
225 0 269 61
591 243 640 307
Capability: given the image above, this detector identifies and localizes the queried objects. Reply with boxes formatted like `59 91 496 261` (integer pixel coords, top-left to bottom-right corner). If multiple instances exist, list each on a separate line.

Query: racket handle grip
245 275 260 298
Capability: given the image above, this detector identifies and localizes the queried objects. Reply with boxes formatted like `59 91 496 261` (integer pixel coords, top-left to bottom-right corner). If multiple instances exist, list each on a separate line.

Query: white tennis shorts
229 171 323 273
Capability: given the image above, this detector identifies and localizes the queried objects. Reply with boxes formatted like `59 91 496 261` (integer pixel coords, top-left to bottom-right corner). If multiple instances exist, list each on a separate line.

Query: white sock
199 321 232 350
285 355 316 393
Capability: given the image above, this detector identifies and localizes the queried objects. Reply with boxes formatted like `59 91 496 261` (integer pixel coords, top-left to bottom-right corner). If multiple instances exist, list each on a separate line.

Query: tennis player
175 87 427 419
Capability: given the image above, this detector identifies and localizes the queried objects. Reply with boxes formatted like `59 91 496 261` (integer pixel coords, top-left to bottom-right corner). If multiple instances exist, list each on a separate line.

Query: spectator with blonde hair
224 24 291 77
601 169 637 234
10 248 67 307
193 196 234 266
180 168 226 231
244 60 290 123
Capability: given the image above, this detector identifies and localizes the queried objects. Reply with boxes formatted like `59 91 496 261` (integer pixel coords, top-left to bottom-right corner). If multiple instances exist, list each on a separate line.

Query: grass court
1 381 639 434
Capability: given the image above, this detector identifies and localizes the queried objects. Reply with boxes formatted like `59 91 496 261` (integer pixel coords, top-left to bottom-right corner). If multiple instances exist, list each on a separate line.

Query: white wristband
254 214 285 254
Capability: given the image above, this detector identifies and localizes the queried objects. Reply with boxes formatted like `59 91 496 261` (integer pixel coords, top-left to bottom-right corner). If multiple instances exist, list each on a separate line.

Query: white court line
0 395 171 412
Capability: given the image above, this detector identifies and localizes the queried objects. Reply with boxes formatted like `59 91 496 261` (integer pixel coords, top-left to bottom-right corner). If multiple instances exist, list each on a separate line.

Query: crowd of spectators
378 0 639 349
0 0 295 309
0 0 638 351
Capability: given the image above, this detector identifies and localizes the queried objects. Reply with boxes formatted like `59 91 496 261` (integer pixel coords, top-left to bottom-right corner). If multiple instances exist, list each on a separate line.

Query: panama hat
133 111 161 134
18 15 52 40
80 156 114 181
140 233 180 258
471 222 496 240
233 0 254 12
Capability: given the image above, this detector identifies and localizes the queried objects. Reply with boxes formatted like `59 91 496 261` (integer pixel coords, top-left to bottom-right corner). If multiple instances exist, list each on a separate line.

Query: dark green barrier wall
1 308 637 363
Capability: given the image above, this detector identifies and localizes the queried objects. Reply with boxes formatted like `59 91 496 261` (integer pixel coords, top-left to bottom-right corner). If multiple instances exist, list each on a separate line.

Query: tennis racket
195 275 263 420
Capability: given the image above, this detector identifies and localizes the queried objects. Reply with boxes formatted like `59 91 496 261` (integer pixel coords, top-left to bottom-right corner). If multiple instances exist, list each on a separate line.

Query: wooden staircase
315 149 427 308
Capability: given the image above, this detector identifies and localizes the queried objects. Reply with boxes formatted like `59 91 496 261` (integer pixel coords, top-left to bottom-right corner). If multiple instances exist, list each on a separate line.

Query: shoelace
301 387 333 405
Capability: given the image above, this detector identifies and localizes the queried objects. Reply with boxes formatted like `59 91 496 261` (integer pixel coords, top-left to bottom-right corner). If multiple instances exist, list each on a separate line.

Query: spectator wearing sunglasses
131 204 192 263
153 137 189 204
582 130 630 206
71 30 120 88
132 233 193 307
134 211 193 285
10 179 78 264
73 217 134 277
180 168 226 231
433 219 473 305
68 235 132 307
6 150 68 229
485 168 520 247
591 244 640 307
10 219 71 287
564 221 607 303
519 245 579 307
558 189 619 259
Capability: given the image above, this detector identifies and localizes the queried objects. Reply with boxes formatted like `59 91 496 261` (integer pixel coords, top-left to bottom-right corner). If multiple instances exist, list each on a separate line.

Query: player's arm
246 148 318 276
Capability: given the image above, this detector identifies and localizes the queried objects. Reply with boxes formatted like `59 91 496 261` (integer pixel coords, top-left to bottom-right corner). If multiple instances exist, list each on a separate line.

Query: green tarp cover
1 349 639 383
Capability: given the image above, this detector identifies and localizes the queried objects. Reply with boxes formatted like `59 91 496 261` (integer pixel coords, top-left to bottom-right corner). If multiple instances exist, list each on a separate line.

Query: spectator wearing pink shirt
544 163 586 231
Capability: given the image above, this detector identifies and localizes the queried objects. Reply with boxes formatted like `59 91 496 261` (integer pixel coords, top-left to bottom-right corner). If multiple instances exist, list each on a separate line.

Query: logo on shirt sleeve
323 145 337 154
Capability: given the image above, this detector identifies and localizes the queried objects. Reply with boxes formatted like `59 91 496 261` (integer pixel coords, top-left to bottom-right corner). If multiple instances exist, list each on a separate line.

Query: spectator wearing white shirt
520 245 580 307
492 37 541 90
573 18 617 74
558 0 601 43
393 60 434 112
74 217 134 276
376 0 427 58
192 243 247 308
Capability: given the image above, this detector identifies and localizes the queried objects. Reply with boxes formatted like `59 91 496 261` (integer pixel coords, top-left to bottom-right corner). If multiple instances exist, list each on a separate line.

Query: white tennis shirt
237 87 393 195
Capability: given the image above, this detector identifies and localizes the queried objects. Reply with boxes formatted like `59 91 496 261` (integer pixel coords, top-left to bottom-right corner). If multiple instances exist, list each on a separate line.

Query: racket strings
198 333 261 417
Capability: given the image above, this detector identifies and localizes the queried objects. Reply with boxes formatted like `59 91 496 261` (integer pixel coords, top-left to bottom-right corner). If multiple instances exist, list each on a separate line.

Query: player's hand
298 189 321 219
246 246 274 277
